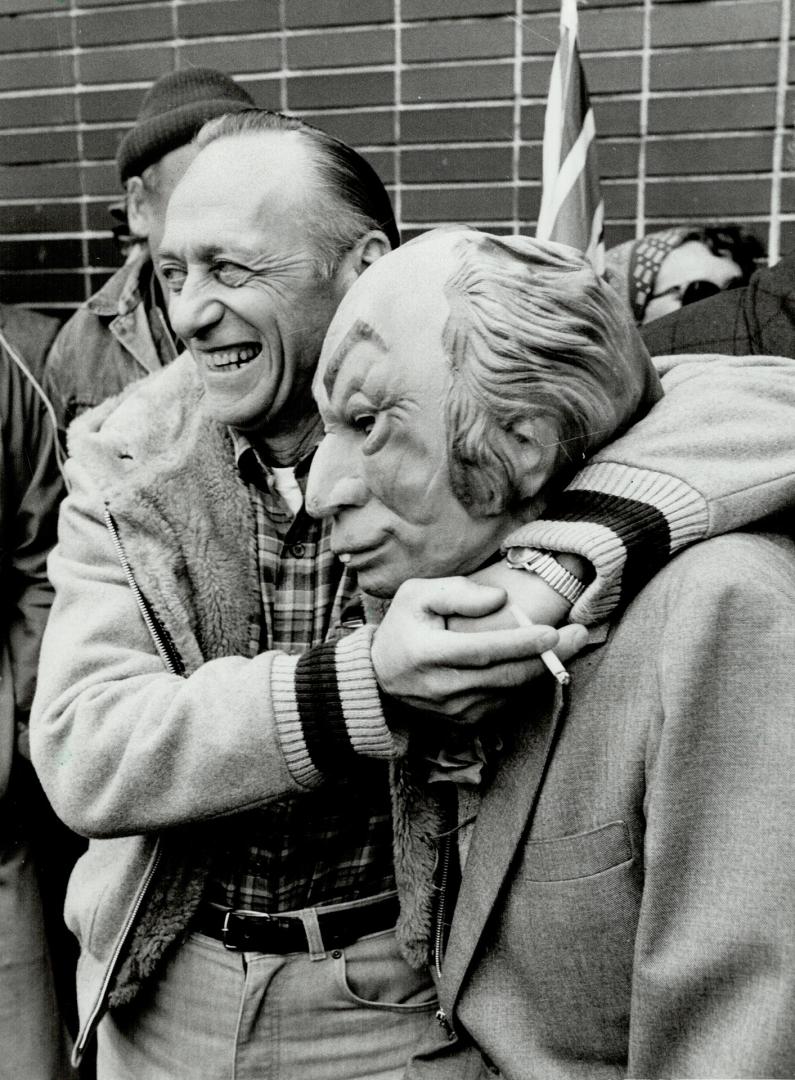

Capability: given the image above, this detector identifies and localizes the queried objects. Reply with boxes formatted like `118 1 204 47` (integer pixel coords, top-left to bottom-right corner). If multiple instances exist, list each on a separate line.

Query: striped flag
536 0 605 273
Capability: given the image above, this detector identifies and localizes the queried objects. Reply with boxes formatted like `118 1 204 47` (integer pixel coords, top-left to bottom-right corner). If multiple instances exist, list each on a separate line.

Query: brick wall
1 0 792 315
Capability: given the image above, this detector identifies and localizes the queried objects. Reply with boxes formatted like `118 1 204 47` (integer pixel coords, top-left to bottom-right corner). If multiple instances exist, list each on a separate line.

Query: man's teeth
338 553 352 564
209 346 260 369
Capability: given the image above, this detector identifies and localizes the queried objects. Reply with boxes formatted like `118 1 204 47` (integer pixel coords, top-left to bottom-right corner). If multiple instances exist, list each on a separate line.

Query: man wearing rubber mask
306 227 795 1079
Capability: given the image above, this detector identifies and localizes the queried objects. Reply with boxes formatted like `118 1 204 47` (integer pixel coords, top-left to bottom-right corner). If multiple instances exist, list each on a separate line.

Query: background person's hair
196 110 400 276
440 231 661 516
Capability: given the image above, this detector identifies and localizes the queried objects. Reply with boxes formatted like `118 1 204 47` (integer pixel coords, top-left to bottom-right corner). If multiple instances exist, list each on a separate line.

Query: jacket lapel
439 682 567 1019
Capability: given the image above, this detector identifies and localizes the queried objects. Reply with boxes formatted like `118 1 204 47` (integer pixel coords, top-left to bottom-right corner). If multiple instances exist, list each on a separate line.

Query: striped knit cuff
271 626 395 788
504 463 708 624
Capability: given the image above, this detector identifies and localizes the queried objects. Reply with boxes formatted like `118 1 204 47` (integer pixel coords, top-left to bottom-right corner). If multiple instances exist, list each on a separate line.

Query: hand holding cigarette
508 603 572 685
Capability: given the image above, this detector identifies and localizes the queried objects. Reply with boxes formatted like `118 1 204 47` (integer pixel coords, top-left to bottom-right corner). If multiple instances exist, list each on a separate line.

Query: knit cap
117 68 255 182
604 228 690 323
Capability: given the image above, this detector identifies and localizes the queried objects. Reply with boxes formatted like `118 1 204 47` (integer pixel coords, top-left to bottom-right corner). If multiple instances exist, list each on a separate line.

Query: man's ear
125 177 152 240
338 229 391 288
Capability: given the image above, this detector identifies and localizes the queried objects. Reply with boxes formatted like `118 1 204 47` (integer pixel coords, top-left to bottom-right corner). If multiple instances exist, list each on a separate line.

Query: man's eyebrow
323 319 387 397
156 242 251 264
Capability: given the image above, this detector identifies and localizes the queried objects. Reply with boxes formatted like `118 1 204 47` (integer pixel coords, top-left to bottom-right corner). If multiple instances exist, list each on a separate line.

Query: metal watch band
510 551 586 605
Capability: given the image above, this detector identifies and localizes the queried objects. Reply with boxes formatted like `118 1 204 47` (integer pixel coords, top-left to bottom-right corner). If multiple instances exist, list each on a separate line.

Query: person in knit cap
605 224 764 325
43 68 254 443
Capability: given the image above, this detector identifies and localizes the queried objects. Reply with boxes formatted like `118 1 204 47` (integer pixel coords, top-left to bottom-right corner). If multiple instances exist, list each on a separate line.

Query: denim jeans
0 839 73 1080
97 907 441 1079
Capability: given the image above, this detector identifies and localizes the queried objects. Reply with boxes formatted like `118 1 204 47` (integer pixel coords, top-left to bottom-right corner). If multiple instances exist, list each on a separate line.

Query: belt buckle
221 908 271 951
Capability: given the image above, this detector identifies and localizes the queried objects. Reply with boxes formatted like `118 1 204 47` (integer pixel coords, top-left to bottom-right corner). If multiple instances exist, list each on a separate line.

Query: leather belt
195 893 400 953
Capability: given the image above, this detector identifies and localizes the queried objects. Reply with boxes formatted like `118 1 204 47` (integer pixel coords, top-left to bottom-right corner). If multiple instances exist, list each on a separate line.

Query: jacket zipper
434 831 451 982
433 824 455 1039
73 509 184 1064
73 843 162 1064
103 507 182 676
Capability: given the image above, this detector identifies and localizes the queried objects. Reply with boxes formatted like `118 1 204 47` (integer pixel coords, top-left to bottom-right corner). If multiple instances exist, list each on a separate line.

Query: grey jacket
406 531 795 1079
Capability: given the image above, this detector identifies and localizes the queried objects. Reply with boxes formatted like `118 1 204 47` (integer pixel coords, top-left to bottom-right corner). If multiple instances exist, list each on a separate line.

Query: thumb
554 623 589 662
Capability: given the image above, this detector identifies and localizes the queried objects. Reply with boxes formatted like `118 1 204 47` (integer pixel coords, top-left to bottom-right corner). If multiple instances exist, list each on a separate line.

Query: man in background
0 304 72 1077
605 224 764 325
44 67 254 441
642 250 795 358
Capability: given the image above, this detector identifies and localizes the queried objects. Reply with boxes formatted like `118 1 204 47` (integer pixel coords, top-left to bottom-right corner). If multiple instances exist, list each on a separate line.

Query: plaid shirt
203 434 395 912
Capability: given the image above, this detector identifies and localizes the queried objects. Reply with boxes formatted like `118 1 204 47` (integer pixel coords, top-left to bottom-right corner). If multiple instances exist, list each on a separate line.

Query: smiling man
44 68 256 442
30 112 795 1080
306 228 795 1080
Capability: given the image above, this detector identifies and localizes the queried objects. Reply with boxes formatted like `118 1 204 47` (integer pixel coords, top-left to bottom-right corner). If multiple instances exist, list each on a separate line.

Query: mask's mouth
333 536 388 567
203 343 262 370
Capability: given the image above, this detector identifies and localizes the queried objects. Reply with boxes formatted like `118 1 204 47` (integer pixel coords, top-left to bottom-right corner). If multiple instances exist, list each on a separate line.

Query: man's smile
197 343 263 371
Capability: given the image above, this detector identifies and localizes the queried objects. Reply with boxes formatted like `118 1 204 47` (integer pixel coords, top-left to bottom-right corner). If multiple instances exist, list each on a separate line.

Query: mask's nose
306 432 368 518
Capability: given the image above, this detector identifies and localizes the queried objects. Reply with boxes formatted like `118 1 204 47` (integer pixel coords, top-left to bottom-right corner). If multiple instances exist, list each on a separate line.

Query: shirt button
290 543 305 558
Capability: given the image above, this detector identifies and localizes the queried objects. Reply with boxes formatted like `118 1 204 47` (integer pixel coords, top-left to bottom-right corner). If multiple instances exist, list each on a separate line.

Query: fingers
428 623 561 670
399 576 509 621
372 575 589 726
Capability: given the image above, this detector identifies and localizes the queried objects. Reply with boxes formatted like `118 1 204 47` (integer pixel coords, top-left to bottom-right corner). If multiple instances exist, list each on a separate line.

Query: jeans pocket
334 929 437 1013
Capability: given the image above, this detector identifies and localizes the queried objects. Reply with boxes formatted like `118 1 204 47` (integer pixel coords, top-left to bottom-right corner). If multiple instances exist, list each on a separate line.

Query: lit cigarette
507 603 571 686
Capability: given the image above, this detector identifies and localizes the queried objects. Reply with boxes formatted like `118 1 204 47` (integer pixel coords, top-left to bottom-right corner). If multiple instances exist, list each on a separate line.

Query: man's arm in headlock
484 353 795 628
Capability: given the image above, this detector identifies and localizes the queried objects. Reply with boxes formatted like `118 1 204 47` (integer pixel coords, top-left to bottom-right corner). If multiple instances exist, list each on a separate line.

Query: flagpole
535 0 605 274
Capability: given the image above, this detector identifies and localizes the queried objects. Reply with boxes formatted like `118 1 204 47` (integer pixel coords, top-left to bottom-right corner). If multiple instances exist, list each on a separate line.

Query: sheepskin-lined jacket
30 350 795 1064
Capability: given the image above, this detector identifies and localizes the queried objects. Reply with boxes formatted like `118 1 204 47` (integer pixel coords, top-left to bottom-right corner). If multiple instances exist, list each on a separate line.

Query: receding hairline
163 125 332 253
193 125 320 197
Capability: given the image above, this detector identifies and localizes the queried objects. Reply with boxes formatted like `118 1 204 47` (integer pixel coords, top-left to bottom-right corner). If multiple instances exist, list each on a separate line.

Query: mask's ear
336 230 391 290
506 416 560 504
125 177 153 240
447 409 559 521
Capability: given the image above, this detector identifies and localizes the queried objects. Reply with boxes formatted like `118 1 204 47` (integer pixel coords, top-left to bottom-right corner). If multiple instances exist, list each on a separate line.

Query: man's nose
168 272 225 341
306 433 368 518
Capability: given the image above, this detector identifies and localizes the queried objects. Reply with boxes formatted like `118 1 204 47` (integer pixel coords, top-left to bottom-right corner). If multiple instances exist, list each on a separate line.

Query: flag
535 0 605 273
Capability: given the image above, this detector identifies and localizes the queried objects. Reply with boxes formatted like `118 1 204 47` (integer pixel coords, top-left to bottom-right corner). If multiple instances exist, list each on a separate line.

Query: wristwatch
507 550 586 605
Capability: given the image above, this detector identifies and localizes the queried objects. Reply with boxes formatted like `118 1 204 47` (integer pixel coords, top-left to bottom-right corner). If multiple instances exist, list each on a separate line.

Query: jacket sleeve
3 361 64 750
504 353 795 624
628 533 795 1077
30 460 393 840
42 326 73 448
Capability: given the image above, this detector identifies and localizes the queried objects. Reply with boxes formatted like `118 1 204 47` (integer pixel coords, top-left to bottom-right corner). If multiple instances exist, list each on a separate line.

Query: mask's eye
352 413 376 436
159 264 187 294
213 261 251 287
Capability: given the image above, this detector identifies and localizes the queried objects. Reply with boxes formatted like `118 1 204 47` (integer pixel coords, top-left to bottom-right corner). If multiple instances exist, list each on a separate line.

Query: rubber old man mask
305 228 661 599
